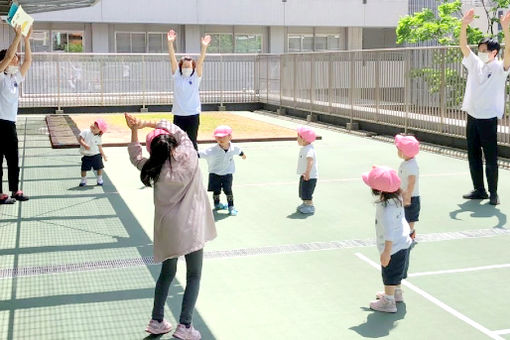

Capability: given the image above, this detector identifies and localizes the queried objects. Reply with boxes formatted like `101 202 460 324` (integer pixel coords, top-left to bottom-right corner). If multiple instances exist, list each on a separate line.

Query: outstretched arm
167 30 178 75
501 12 510 71
0 26 22 72
460 9 475 58
196 35 211 77
20 27 32 77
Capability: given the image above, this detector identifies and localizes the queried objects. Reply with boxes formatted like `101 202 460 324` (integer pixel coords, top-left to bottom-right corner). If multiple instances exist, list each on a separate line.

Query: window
289 34 341 52
288 35 301 52
115 32 147 53
288 34 313 52
207 33 234 53
25 30 50 52
148 33 166 53
52 31 83 52
234 34 262 53
327 35 341 50
315 35 327 51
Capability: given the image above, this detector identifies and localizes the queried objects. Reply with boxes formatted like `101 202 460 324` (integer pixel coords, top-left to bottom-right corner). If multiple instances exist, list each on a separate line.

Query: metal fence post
56 55 61 111
328 53 333 114
439 48 446 133
404 50 411 133
220 55 224 107
293 54 297 109
310 54 314 115
349 52 354 127
375 52 380 123
142 55 147 110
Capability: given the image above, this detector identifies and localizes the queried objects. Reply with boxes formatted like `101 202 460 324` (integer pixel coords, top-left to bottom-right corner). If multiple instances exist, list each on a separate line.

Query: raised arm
501 12 510 71
20 27 33 77
196 35 211 77
0 26 22 72
167 30 178 75
460 9 475 58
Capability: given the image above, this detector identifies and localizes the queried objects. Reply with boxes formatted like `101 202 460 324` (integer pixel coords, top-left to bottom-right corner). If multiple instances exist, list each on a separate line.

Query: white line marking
494 329 510 335
355 252 505 340
409 263 510 277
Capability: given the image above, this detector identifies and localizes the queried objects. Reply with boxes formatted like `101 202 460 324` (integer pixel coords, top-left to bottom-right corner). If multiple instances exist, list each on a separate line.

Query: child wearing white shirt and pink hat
198 125 246 216
296 126 318 214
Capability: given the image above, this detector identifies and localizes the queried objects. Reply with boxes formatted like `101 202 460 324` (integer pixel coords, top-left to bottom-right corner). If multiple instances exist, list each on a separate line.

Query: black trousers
0 119 20 193
466 115 498 194
173 114 200 150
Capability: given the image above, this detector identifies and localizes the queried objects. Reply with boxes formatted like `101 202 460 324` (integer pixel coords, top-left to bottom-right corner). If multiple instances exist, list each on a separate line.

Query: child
125 114 216 339
362 166 412 312
296 126 318 214
395 134 420 239
198 125 246 216
78 119 108 186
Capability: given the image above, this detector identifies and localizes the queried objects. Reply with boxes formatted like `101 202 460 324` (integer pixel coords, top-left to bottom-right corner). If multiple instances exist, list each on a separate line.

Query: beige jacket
128 120 216 262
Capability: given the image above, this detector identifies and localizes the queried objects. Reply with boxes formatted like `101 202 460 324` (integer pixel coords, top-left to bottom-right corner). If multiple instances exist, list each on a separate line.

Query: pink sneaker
145 319 172 335
376 288 403 302
173 323 202 340
370 295 397 313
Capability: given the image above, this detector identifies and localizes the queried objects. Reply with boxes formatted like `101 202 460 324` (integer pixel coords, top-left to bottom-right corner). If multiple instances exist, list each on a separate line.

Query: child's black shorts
381 248 409 285
299 176 317 201
208 173 233 194
81 154 103 171
404 196 421 223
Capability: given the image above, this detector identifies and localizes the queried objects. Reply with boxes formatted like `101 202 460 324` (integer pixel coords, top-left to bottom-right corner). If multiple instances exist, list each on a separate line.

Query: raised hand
125 113 144 130
167 29 177 43
201 35 211 47
462 8 475 26
501 11 510 29
25 26 33 40
13 25 22 37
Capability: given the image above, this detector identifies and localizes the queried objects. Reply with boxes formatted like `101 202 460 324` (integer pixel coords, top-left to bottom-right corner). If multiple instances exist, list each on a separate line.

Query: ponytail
140 134 178 187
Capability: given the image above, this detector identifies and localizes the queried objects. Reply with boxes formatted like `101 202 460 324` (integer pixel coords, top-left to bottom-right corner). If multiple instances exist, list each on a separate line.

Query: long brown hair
371 188 402 207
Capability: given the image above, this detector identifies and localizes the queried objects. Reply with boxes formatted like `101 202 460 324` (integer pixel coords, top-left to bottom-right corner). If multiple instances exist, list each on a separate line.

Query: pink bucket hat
214 125 232 138
395 134 420 158
297 125 316 143
362 166 401 193
146 128 170 153
94 119 108 133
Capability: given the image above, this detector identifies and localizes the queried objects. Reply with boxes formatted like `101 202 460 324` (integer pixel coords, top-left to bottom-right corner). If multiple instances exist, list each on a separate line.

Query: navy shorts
299 176 317 201
208 173 233 194
381 248 409 286
81 154 103 171
404 196 421 223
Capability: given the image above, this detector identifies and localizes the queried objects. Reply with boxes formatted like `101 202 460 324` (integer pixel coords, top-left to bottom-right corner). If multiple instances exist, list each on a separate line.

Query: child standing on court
198 125 246 216
362 165 412 312
395 134 420 239
78 119 108 186
296 126 318 214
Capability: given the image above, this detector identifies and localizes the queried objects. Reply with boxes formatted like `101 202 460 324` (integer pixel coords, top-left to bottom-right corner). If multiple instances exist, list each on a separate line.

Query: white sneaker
370 295 397 313
79 179 87 187
376 288 403 302
173 323 201 340
145 319 172 335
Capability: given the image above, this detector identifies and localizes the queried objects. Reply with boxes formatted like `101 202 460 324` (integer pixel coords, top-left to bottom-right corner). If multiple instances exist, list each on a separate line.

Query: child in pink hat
362 166 412 313
296 125 318 214
394 134 420 239
198 125 246 216
77 119 108 186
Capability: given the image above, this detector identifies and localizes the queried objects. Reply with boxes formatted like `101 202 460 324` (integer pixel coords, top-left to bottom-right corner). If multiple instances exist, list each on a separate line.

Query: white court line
237 172 469 187
494 329 510 335
409 263 510 277
355 252 505 340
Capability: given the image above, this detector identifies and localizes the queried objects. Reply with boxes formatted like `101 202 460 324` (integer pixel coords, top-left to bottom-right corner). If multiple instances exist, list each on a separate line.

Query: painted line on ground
494 329 510 335
409 263 510 277
355 252 505 340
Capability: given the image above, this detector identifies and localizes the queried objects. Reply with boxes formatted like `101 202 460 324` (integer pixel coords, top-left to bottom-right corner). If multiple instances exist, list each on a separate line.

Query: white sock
97 175 103 181
384 294 395 301
81 176 87 182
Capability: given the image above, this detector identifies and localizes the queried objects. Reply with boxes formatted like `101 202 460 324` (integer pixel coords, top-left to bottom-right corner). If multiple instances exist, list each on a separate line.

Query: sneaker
376 289 403 303
145 319 172 335
173 323 201 340
11 191 29 201
228 206 238 216
79 179 87 187
97 179 104 186
489 193 500 205
296 203 306 212
298 204 315 214
0 194 15 204
370 295 397 313
214 202 227 210
462 190 488 200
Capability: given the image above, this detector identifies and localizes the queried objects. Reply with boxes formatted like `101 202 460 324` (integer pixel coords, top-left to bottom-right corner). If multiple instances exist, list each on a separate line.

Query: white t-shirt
375 200 412 255
399 158 420 197
0 71 23 122
172 71 201 116
199 143 243 175
297 144 318 179
79 129 102 156
462 51 510 119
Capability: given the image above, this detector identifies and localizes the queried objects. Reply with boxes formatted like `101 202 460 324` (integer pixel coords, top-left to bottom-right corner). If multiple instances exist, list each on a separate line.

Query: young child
124 114 216 339
395 134 420 239
198 125 246 216
296 126 318 214
362 166 412 312
78 119 108 186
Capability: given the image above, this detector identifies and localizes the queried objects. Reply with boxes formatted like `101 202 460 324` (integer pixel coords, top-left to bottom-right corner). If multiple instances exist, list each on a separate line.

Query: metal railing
19 48 510 146
258 46 510 146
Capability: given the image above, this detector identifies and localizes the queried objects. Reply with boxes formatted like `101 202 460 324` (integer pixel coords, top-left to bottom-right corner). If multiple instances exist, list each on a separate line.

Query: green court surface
1 111 509 339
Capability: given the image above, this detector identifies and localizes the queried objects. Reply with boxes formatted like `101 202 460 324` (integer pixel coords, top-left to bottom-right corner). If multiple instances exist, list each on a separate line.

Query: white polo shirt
375 200 412 255
462 51 510 119
172 71 201 116
399 158 420 197
79 129 102 156
199 143 243 175
297 144 318 179
0 71 23 122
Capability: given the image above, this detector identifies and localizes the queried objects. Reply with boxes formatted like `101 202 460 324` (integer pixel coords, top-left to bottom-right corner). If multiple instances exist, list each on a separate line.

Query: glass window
29 30 50 52
315 36 327 51
302 35 313 51
148 33 165 53
207 33 234 53
116 32 148 53
327 35 341 50
131 33 146 53
288 35 301 52
116 33 131 53
234 34 262 53
52 31 83 53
